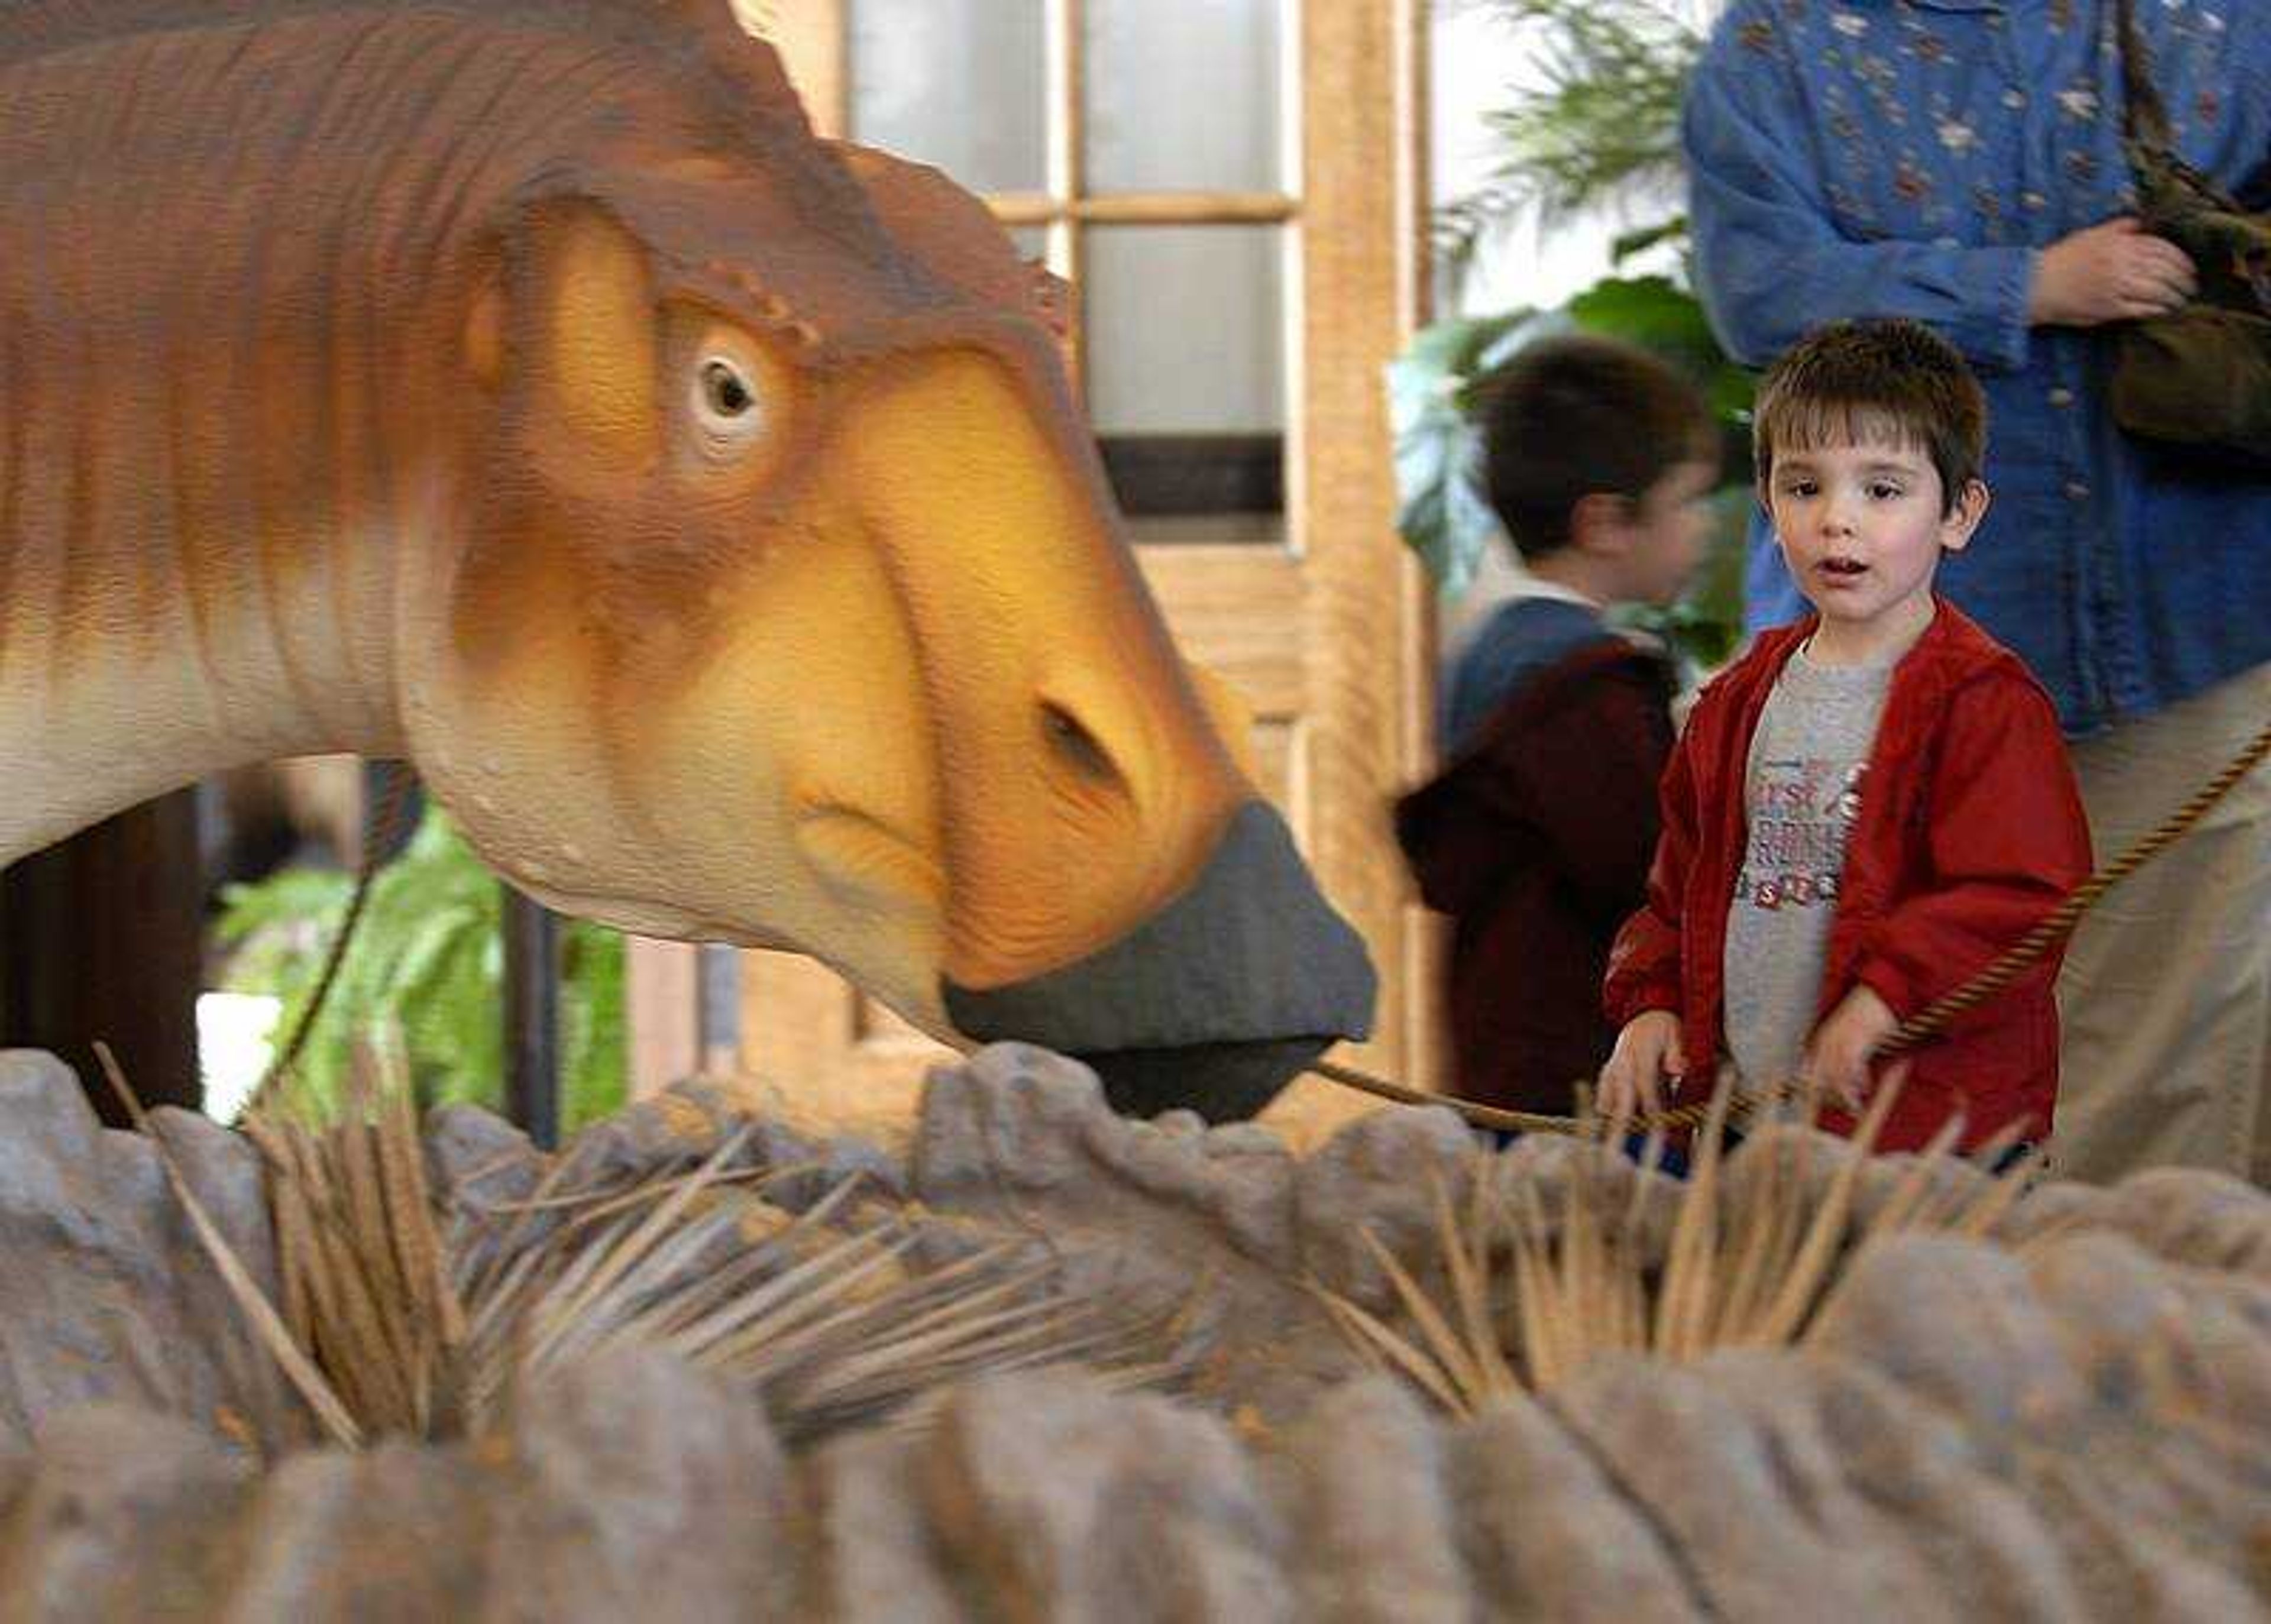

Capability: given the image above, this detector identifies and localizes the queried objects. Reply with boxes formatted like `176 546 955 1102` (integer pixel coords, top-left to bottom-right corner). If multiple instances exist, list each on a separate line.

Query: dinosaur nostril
1040 701 1120 788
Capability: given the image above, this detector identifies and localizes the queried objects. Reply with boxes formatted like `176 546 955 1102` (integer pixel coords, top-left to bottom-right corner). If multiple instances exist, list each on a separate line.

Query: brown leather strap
2113 0 2175 157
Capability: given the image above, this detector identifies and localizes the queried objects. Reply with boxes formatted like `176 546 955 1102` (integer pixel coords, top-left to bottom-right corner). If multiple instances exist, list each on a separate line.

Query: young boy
1397 334 1719 1115
1599 319 2092 1153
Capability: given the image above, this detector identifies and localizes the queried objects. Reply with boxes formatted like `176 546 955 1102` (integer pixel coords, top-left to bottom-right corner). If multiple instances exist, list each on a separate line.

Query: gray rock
484 1346 801 1621
807 1428 965 1623
1810 1234 2088 1440
0 1404 251 1621
0 1051 305 1452
914 1045 1301 1269
2095 1167 2271 1276
920 1367 1293 1622
1292 1100 1476 1306
1549 1350 2073 1623
1815 1231 2271 1622
425 1104 541 1215
1272 1377 1468 1622
1 1045 2269 1619
1448 1388 1707 1623
912 1045 1357 1426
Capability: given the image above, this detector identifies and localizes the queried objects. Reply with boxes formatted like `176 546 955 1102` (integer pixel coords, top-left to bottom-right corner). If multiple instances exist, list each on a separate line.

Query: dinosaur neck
0 13 530 868
0 531 409 871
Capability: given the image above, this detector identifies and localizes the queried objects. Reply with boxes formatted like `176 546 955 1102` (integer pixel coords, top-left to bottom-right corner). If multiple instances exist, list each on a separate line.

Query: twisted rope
243 762 416 1118
1315 713 2271 1138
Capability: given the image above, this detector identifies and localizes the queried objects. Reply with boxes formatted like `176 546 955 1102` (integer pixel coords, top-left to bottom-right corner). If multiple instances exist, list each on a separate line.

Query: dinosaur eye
691 354 767 457
702 359 752 414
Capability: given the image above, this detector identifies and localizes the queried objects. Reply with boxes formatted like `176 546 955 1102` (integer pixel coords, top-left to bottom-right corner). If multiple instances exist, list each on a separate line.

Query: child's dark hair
1752 319 1987 516
1479 335 1717 562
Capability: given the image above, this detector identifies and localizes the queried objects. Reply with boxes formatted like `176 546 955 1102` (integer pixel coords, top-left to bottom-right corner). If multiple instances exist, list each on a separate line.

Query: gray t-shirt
1721 645 1895 1091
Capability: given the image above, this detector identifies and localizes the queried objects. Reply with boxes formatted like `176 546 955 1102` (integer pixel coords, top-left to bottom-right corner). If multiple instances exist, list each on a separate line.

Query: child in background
1600 319 2092 1153
1397 335 1719 1117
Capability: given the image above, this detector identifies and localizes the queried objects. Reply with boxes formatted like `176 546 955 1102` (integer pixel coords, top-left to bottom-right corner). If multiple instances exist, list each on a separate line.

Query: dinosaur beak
942 799 1377 1121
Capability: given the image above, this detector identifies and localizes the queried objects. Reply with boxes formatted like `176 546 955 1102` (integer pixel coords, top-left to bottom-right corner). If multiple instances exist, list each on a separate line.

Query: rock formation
3 1044 2270 1620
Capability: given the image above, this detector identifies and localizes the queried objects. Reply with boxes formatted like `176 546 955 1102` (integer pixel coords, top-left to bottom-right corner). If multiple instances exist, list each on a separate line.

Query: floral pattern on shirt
1684 0 2271 733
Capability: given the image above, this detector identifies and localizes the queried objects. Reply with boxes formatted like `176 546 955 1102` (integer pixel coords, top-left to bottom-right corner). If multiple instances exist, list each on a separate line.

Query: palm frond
1436 0 1710 277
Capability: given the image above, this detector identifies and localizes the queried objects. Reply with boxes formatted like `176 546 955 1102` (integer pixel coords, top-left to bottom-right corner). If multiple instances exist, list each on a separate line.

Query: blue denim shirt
1685 0 2271 734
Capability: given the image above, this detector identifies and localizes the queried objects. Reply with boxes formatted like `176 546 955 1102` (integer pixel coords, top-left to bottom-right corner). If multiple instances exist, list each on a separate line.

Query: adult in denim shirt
1684 0 2271 1183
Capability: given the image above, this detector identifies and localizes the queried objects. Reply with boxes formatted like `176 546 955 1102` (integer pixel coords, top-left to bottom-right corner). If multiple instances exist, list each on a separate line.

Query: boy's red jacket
1604 603 2093 1151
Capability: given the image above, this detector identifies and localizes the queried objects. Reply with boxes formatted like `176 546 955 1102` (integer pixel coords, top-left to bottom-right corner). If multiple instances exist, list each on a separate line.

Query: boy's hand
1599 1010 1685 1121
1803 984 1904 1114
2028 218 2196 327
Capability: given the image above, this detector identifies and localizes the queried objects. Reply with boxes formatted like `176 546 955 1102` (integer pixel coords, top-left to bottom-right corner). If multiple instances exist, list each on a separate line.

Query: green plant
1434 0 1712 280
1395 0 1748 677
1390 276 1754 675
216 807 627 1131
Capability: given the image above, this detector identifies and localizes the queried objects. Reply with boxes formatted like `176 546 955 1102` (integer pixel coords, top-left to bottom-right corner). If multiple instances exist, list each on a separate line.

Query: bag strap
2113 0 2176 156
2107 0 2180 162
2107 1 2271 322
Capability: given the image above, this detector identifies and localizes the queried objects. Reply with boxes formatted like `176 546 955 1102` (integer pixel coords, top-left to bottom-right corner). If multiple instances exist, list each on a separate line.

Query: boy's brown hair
1752 319 1987 516
1480 334 1717 562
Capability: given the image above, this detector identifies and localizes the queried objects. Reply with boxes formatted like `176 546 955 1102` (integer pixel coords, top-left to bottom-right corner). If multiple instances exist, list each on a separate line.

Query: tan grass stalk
1876 1116 1970 1234
458 1140 588 1305
1447 1174 1518 1395
515 1124 756 1370
173 1030 1184 1452
91 1044 363 1450
1557 1149 1604 1369
1321 1059 2067 1412
1315 1286 1468 1414
1505 1188 1563 1391
1712 1128 1797 1345
1652 1074 1733 1361
286 1120 420 1429
373 1036 464 1351
1910 1142 2003 1235
1743 1075 1904 1348
1965 1116 2033 1178
1358 1227 1489 1404
240 1116 316 1352
333 1103 422 1415
477 1159 808 1222
1950 1145 2043 1241
588 1180 879 1357
684 1231 920 1366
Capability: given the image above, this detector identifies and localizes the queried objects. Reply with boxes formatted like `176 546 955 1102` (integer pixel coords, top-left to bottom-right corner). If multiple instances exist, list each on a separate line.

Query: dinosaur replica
8 8 2271 1618
0 0 1373 1120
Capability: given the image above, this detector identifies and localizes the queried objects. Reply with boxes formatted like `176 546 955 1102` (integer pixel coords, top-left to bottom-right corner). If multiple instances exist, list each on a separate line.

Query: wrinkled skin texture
0 0 1371 1108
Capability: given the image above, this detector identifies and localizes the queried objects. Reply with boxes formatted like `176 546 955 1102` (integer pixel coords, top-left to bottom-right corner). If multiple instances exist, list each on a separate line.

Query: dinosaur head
402 55 1371 1120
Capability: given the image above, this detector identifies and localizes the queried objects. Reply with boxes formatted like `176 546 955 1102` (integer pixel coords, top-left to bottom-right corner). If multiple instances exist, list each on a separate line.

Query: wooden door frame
631 0 1439 1133
0 792 205 1122
1283 0 1438 1131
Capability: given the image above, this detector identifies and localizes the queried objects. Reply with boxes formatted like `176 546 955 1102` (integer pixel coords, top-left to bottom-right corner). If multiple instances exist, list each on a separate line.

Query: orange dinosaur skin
0 0 1372 1111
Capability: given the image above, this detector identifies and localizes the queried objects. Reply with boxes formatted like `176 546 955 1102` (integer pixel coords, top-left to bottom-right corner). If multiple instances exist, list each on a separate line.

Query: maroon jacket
1398 638 1677 1115
1604 603 2093 1152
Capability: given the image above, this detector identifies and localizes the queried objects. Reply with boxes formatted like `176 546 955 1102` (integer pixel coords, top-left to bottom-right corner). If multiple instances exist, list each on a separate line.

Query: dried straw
1315 1069 2043 1409
91 1043 363 1449
199 1039 1183 1448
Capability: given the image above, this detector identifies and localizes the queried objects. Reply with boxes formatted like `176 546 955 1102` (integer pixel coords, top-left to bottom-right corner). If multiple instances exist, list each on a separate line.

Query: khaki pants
2047 663 2271 1184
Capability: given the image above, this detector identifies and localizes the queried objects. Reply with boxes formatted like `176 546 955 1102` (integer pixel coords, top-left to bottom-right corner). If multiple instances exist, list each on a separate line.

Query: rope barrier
243 761 416 1117
1314 713 2271 1138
